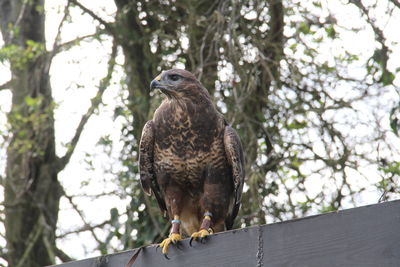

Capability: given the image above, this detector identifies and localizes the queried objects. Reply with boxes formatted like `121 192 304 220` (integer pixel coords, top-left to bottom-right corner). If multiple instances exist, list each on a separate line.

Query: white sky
0 0 400 263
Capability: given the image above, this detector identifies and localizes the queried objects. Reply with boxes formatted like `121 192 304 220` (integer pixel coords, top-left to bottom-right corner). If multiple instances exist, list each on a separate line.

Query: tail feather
225 203 240 230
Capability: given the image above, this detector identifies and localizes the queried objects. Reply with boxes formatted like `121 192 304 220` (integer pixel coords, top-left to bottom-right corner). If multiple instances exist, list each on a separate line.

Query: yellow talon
191 228 210 239
159 233 182 255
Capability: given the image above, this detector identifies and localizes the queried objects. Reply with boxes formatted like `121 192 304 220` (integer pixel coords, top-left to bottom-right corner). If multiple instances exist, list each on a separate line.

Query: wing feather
139 120 167 214
223 125 245 227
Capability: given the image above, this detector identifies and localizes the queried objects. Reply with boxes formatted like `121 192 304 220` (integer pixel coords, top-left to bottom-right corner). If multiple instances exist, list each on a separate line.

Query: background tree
0 0 116 265
0 1 62 265
0 0 399 265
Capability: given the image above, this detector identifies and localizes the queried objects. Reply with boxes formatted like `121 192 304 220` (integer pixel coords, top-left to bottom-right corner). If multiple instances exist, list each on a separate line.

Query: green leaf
298 22 310 34
382 71 395 86
24 96 39 107
312 1 322 8
110 208 119 223
289 43 298 51
325 25 336 39
379 162 400 176
389 105 399 136
319 205 337 213
287 120 307 130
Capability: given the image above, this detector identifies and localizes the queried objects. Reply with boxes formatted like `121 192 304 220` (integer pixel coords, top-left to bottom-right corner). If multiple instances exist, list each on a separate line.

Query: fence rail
52 199 400 267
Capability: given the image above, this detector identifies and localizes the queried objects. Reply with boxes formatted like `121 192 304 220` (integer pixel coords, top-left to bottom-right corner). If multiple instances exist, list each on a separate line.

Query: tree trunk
114 0 159 143
235 0 284 225
185 0 219 95
0 0 62 266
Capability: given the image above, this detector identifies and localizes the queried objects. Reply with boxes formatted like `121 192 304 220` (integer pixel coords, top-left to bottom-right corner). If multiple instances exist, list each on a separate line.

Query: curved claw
190 229 210 245
164 253 170 260
159 233 182 258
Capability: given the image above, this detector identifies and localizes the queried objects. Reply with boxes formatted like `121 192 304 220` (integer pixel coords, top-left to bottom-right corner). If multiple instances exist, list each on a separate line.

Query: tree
68 0 400 252
0 1 62 265
0 0 116 265
1 0 399 264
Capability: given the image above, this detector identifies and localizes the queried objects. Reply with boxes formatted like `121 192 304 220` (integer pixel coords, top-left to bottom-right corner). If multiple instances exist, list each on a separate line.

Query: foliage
0 0 400 264
89 0 400 253
390 101 400 136
0 40 45 70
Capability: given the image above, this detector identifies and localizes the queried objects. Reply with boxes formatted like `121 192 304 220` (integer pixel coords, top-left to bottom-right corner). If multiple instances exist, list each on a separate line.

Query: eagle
139 69 245 257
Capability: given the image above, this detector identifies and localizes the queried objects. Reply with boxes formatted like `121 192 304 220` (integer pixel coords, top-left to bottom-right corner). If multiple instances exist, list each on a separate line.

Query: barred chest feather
152 99 228 186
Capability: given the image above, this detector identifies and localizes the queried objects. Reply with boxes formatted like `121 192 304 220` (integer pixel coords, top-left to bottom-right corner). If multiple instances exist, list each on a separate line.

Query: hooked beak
150 74 163 90
150 79 162 90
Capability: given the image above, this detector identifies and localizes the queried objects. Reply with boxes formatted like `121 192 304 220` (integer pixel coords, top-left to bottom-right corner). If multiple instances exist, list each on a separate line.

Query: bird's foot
189 229 212 246
159 233 182 258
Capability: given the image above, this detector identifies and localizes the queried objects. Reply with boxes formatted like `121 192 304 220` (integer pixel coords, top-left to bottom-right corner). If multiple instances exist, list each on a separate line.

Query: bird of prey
139 69 245 257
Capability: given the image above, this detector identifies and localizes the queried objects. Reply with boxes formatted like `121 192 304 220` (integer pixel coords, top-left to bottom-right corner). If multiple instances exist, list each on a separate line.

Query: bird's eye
169 74 180 81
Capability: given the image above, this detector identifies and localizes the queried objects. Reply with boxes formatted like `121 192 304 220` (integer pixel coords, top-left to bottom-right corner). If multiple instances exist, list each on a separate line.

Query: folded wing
139 120 167 215
224 125 245 229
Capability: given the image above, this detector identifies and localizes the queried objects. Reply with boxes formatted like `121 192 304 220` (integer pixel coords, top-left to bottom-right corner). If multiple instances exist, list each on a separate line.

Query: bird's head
150 69 209 100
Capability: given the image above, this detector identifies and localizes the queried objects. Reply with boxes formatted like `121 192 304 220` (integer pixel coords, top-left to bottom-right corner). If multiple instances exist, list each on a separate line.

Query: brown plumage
139 69 244 256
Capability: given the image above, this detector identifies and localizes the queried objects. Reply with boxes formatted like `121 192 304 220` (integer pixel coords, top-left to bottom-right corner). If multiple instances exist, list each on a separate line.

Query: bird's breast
154 138 226 181
153 133 227 186
152 99 227 185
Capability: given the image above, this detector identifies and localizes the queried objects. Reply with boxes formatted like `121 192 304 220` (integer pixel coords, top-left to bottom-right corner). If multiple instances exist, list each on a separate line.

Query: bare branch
61 191 104 245
44 2 108 73
42 234 56 265
52 1 71 51
8 1 28 42
349 0 391 78
56 41 118 172
55 247 74 263
0 80 11 91
350 0 386 42
57 220 110 239
46 3 107 57
70 190 120 199
388 0 400 9
68 0 115 36
45 1 71 65
53 32 105 55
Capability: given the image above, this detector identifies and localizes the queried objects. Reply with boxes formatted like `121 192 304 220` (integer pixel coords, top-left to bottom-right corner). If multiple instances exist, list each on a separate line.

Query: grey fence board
52 199 400 267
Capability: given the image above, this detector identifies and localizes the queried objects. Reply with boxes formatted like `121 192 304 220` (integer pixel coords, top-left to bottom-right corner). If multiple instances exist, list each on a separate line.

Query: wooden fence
52 199 400 267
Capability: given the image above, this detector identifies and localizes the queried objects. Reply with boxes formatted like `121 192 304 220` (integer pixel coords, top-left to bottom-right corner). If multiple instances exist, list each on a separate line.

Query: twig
8 0 28 42
0 80 11 91
45 1 71 63
68 0 115 36
56 40 117 172
55 247 74 262
40 1 72 76
349 0 391 82
389 0 400 9
57 220 110 239
42 234 56 265
53 32 105 55
62 191 104 245
46 2 107 63
52 1 71 52
350 0 386 42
